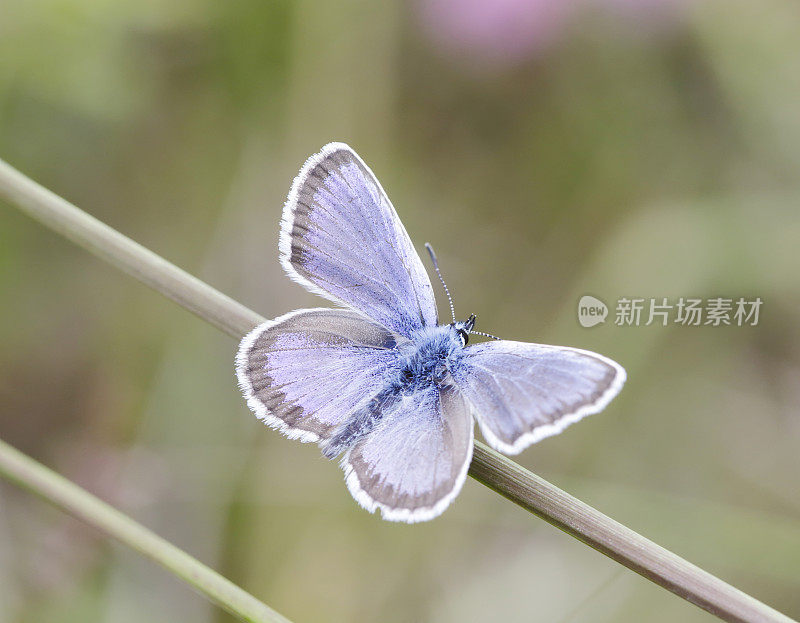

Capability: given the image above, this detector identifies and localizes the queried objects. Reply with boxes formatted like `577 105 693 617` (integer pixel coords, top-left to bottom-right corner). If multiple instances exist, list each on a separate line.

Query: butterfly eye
457 328 469 346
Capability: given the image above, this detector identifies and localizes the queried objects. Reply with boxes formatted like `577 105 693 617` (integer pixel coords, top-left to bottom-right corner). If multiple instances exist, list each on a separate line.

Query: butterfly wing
236 308 401 444
280 143 437 337
452 341 626 455
343 384 473 523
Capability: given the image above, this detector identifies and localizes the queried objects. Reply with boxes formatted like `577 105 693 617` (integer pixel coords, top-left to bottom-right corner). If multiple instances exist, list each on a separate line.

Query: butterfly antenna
471 330 502 341
424 243 456 323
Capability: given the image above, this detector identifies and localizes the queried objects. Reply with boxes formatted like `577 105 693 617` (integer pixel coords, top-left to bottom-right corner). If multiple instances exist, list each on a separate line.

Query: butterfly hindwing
236 308 402 444
452 341 626 455
343 383 474 522
280 143 438 337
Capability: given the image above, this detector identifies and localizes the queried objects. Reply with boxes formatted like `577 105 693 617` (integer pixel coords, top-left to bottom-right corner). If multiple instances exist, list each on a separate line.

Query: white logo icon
578 295 608 328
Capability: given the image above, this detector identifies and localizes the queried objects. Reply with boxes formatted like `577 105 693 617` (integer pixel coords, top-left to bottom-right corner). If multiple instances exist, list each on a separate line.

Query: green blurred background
1 1 798 621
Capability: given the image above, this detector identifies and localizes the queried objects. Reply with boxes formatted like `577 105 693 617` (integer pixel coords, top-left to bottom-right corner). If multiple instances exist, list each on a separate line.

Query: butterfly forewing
280 143 438 337
453 341 626 455
236 308 402 443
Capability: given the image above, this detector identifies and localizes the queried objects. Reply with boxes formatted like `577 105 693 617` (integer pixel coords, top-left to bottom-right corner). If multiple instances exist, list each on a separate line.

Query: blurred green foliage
0 1 798 622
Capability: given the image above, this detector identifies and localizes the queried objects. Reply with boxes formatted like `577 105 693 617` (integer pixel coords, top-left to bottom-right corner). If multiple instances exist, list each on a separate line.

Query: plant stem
0 157 795 623
0 159 260 338
0 439 291 623
469 444 792 623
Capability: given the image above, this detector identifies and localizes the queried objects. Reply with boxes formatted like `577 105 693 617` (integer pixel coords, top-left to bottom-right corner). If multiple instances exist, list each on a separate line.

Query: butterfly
236 143 626 523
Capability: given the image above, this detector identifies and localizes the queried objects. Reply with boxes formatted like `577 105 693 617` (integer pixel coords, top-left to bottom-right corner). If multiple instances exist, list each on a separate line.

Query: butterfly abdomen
321 327 463 460
321 385 401 459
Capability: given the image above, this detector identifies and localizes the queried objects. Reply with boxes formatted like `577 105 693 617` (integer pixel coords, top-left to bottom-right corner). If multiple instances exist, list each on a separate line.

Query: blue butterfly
236 143 626 523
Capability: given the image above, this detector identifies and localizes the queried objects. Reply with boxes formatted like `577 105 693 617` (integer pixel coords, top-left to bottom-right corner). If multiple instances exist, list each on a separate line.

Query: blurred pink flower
418 0 574 68
417 0 690 69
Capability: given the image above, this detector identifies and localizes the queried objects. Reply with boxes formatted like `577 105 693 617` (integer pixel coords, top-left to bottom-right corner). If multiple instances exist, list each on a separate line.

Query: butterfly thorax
320 324 464 459
396 324 465 391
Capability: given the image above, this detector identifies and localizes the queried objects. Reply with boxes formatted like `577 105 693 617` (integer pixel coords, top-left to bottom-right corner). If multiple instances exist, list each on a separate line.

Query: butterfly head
452 314 476 346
